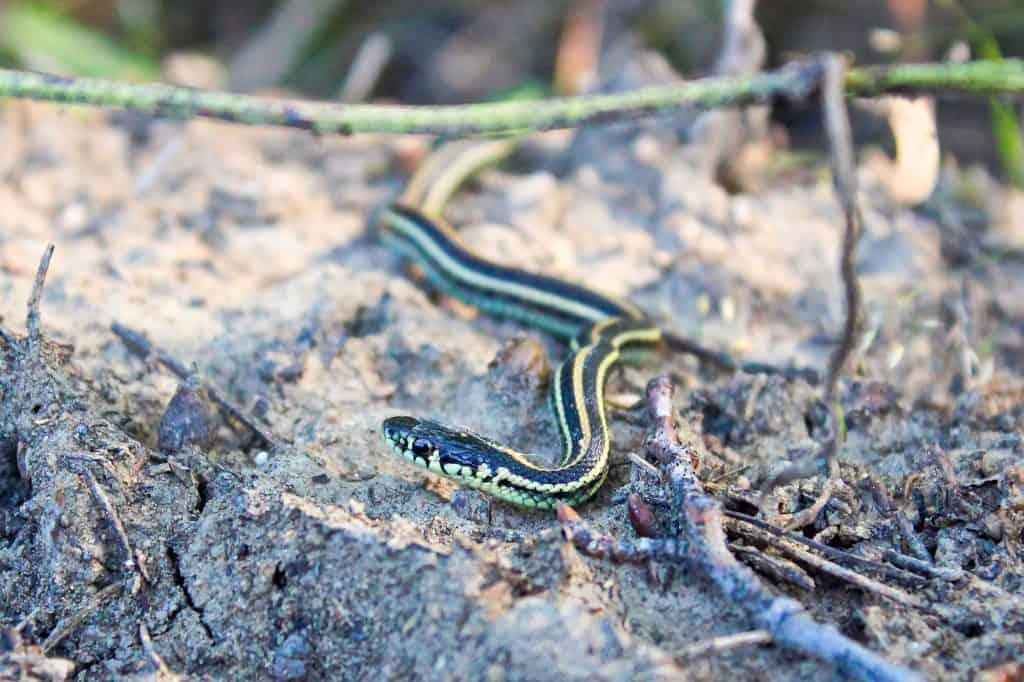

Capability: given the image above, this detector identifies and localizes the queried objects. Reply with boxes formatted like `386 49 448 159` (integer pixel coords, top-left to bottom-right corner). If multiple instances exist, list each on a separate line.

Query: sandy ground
1 85 1023 682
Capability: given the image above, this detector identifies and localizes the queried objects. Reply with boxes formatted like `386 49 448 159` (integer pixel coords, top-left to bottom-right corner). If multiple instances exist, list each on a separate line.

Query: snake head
382 416 487 471
382 415 420 451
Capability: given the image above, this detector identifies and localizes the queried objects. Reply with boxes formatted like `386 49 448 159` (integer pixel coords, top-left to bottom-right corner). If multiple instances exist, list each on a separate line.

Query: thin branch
82 469 148 584
822 54 864 405
646 376 920 681
111 322 279 451
626 451 660 478
139 623 174 676
14 608 40 634
865 473 936 566
675 629 772 663
846 58 1024 96
2 60 1023 138
339 31 392 103
730 543 816 591
0 62 820 137
713 0 765 77
25 244 55 353
2 59 1024 137
880 549 964 582
724 510 929 586
228 0 348 92
762 54 865 498
782 458 841 531
725 517 923 607
559 507 685 564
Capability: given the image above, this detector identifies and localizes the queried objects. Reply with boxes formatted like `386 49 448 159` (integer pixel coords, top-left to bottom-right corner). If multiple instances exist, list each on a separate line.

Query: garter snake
378 142 662 509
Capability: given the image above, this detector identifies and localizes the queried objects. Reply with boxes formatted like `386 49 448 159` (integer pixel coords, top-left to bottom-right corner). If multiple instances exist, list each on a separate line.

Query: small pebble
272 632 309 681
627 494 658 538
158 373 212 454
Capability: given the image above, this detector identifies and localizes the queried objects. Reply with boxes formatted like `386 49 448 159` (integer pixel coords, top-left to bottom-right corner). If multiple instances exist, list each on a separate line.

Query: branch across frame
1 59 1023 138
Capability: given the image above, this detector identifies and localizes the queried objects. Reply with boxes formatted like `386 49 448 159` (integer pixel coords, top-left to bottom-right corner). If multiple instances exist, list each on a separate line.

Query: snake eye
411 438 432 457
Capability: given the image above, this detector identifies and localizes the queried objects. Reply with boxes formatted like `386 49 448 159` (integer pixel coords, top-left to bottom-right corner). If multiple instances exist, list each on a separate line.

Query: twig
25 244 54 353
0 61 820 137
640 375 919 681
229 0 349 91
845 58 1024 96
675 629 772 663
759 444 831 492
713 0 765 77
626 451 660 478
760 53 864 500
3 58 1024 137
41 582 122 654
339 32 393 103
865 473 934 564
725 517 922 607
741 374 767 422
730 544 816 591
822 53 864 405
82 469 148 585
687 0 767 174
111 322 279 451
724 510 929 586
893 511 933 563
782 459 841 531
139 623 172 676
559 507 685 564
880 549 964 582
14 608 40 634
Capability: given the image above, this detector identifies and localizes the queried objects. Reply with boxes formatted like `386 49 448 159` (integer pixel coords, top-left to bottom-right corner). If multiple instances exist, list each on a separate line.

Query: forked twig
676 629 772 663
562 374 922 682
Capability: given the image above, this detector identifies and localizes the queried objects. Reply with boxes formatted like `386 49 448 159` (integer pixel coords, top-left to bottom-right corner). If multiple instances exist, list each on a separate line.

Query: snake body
378 203 661 509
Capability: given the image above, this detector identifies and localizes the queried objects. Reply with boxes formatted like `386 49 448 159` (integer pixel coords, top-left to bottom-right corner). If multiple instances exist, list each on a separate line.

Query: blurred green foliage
970 20 1024 187
1 2 159 79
